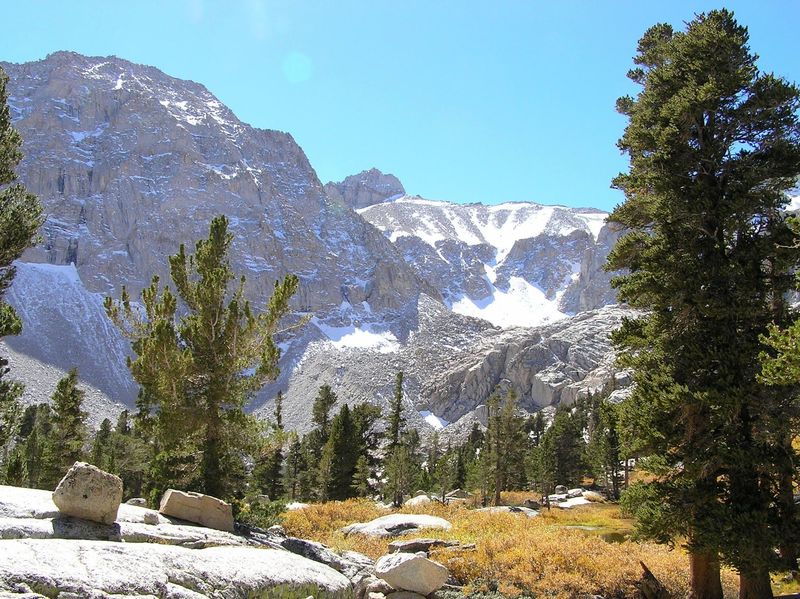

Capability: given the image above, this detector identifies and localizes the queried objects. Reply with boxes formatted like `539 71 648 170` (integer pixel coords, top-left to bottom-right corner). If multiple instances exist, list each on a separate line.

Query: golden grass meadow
281 494 742 598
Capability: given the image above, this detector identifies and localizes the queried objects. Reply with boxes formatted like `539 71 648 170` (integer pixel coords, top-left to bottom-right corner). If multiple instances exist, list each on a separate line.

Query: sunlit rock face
1 51 626 433
355 195 620 328
1 51 432 407
324 168 405 210
3 51 428 316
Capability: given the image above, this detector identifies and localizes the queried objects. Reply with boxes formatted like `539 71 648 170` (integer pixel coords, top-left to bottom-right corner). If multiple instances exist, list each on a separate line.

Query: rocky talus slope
258 295 629 434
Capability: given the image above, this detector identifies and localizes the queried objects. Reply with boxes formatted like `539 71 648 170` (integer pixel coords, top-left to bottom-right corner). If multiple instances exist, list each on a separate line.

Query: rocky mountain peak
324 168 405 210
2 51 627 434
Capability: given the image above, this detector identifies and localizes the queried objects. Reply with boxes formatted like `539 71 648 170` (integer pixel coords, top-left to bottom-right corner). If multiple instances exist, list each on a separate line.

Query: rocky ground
0 480 463 599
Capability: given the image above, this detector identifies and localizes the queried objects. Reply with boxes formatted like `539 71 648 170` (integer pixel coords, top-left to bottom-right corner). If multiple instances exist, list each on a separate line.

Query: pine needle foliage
0 66 43 472
607 9 800 597
105 215 299 500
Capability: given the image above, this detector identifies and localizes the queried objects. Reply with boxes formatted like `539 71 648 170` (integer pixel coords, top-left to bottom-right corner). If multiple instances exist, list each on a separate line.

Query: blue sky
2 1 799 211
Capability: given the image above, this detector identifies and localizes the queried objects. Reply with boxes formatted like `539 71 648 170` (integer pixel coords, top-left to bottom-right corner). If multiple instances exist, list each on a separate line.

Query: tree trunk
688 551 723 599
738 569 773 599
778 432 798 571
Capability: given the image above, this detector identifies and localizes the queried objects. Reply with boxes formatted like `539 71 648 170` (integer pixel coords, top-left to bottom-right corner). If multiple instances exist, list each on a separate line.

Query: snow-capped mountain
354 195 619 327
1 52 627 432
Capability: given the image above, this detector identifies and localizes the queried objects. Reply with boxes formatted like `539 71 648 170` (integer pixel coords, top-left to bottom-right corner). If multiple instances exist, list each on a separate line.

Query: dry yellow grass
281 499 741 598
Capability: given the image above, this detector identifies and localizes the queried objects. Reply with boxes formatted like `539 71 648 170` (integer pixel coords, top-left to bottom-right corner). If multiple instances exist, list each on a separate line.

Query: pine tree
0 66 44 471
586 400 623 499
529 405 586 493
350 402 381 493
108 411 148 500
318 404 358 500
351 454 372 497
387 372 405 450
6 403 52 488
105 215 299 500
252 389 287 500
253 438 285 500
385 444 415 507
90 418 113 471
308 384 337 458
47 368 87 484
607 10 800 598
274 390 283 430
283 434 305 500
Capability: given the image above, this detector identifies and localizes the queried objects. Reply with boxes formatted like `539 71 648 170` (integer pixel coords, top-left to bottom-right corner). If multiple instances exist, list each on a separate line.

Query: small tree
318 403 358 500
351 454 372 497
385 444 415 507
105 215 299 500
274 390 284 430
90 418 113 470
46 368 87 485
387 372 405 450
283 434 305 501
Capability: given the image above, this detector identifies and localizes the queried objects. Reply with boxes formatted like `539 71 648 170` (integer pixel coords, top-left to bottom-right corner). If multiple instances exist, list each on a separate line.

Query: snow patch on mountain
313 319 400 353
358 196 614 329
419 410 450 430
449 276 567 328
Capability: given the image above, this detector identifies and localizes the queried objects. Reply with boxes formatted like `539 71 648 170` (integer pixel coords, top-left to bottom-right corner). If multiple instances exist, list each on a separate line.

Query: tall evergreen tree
385 444 415 507
387 372 405 450
309 384 337 455
22 404 52 488
351 454 372 497
0 66 43 472
252 390 287 500
283 433 305 500
106 215 299 500
318 403 358 500
607 10 800 598
529 404 586 493
586 400 623 499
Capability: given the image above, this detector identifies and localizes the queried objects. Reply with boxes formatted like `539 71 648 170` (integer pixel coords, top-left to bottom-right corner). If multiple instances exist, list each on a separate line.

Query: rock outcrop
0 538 352 598
0 485 352 597
324 168 405 210
52 462 122 525
159 489 234 532
375 552 449 596
342 513 452 538
357 195 615 326
265 298 629 434
387 538 460 554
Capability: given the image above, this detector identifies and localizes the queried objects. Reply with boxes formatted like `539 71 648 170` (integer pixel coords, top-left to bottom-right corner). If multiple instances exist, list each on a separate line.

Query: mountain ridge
1 51 626 433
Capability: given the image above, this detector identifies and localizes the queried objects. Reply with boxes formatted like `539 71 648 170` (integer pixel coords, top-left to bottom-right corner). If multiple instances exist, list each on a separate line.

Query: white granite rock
52 462 122 525
342 514 451 538
375 552 448 595
0 538 351 598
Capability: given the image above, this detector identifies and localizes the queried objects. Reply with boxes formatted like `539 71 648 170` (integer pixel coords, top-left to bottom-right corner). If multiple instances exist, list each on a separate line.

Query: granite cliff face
2 51 427 317
2 52 626 430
